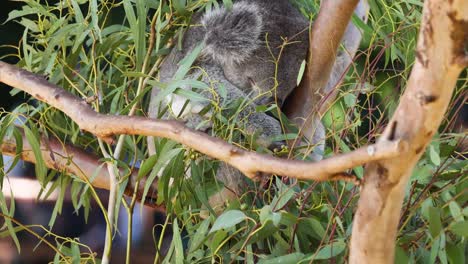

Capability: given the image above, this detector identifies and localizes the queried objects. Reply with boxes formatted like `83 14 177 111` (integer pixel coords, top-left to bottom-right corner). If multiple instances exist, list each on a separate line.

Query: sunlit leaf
296 59 306 86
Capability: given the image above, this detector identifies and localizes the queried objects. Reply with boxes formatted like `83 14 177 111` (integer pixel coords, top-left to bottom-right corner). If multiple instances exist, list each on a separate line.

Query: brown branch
284 0 368 155
1 130 162 209
318 0 369 115
0 61 404 183
350 0 468 262
284 0 363 125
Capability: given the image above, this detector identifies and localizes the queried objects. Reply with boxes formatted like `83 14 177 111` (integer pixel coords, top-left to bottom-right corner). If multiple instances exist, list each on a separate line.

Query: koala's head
201 1 263 66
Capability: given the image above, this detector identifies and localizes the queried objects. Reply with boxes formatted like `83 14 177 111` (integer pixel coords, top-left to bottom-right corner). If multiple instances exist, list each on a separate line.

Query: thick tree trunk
349 0 468 262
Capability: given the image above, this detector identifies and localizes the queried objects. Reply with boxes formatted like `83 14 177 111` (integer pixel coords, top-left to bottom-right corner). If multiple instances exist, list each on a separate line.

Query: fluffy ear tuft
201 2 263 65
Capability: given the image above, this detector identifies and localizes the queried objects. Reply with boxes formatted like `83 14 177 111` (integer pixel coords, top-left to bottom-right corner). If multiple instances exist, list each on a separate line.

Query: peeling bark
349 0 468 262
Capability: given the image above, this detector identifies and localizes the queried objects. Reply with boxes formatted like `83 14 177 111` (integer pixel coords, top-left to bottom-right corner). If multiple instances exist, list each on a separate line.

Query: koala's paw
246 112 284 150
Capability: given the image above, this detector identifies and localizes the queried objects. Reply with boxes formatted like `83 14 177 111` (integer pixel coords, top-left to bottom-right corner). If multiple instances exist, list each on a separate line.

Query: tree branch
283 0 369 157
284 0 367 126
1 130 161 209
0 61 404 183
349 0 468 262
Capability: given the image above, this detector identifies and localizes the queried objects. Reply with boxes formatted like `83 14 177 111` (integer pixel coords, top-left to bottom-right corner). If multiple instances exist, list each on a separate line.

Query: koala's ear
201 2 263 65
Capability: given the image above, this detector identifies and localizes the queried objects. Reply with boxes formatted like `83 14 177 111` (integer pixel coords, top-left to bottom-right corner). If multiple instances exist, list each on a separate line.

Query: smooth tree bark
349 0 468 262
284 0 369 147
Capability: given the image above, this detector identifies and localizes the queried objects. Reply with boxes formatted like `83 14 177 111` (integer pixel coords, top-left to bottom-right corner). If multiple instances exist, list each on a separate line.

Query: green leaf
123 0 136 28
222 0 233 9
428 206 443 238
71 28 91 53
258 253 305 264
218 82 227 99
296 59 306 86
135 0 147 69
90 0 101 41
174 88 210 103
446 242 465 264
70 180 83 212
448 201 463 222
260 205 281 227
246 244 254 264
18 18 39 32
301 218 326 240
142 148 182 205
21 27 32 68
5 9 28 23
0 191 20 252
0 225 27 238
429 145 441 166
70 0 84 23
4 127 23 176
188 218 210 252
23 126 47 185
172 0 187 14
0 155 3 189
174 43 204 80
210 210 247 233
172 219 184 264
429 235 440 264
449 221 468 237
344 93 357 107
49 177 70 227
431 233 447 264
210 229 227 254
271 180 295 210
151 79 209 107
137 154 159 180
312 240 346 260
270 133 300 142
395 246 409 264
71 242 80 264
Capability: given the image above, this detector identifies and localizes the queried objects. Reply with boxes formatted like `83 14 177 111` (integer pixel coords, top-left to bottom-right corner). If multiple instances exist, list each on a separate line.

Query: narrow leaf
210 210 247 233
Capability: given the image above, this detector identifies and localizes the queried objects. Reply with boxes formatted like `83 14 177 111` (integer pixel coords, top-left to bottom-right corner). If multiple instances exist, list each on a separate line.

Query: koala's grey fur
149 0 309 127
148 0 309 195
148 0 366 196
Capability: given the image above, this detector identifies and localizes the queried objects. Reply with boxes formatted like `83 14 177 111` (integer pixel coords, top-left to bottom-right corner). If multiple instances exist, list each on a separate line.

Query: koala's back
156 0 309 106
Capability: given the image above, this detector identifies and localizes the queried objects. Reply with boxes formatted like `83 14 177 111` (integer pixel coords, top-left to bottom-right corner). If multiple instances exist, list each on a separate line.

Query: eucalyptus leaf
312 240 346 260
258 253 305 264
296 59 306 86
210 210 247 233
449 221 468 237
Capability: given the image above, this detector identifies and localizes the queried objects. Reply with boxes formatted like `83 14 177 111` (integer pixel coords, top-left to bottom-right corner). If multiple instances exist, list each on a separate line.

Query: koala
148 0 309 144
148 0 369 208
147 0 366 204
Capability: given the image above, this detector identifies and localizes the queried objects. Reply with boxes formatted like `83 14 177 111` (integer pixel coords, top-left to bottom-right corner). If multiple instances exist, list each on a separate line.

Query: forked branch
0 61 404 184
